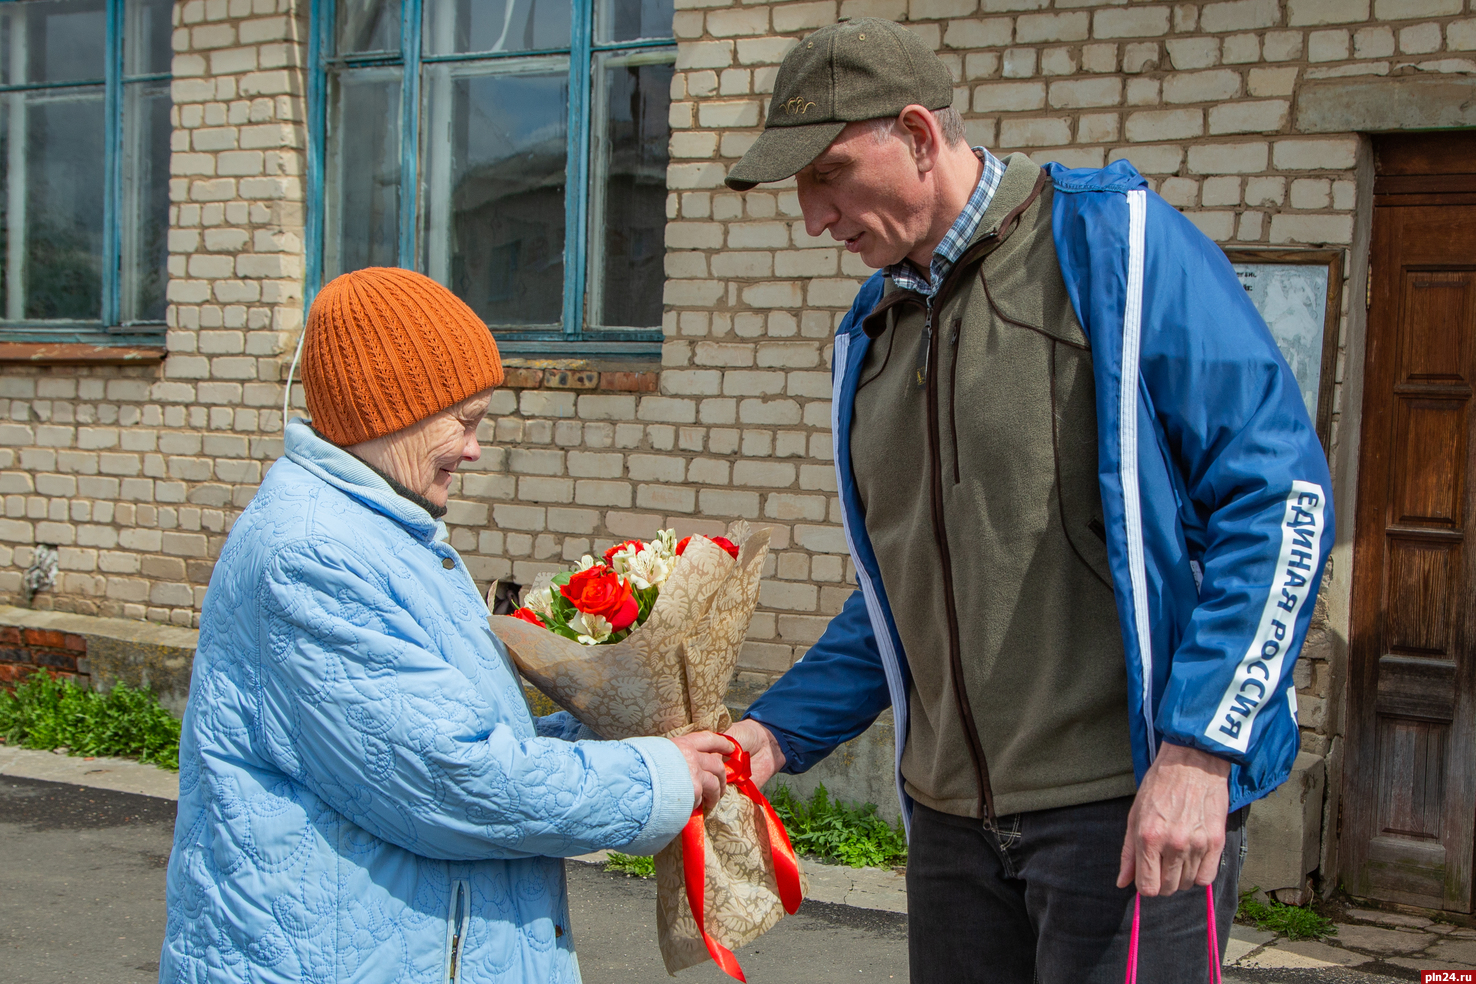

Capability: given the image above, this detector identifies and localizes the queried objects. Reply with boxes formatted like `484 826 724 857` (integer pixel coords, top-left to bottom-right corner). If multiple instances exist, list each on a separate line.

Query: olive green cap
725 19 954 191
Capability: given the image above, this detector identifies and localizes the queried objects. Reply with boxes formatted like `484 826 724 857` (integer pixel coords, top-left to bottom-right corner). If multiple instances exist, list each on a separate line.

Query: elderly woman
161 267 729 983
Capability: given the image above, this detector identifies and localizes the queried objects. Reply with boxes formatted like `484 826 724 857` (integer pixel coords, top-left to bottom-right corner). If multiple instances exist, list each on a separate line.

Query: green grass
769 783 907 870
605 851 656 878
1237 890 1337 941
0 671 181 770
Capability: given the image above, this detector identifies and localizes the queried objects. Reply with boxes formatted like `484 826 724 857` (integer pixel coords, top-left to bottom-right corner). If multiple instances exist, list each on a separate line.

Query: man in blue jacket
722 20 1333 984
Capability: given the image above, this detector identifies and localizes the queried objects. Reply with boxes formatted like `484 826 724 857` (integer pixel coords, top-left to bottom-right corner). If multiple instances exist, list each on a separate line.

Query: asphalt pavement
568 863 907 982
0 775 173 983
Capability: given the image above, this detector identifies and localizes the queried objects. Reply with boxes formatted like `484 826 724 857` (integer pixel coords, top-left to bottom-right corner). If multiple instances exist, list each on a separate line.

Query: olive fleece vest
850 153 1138 820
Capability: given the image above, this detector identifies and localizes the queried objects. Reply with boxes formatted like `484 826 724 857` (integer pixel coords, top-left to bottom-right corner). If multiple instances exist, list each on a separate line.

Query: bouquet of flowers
509 529 740 646
490 522 804 980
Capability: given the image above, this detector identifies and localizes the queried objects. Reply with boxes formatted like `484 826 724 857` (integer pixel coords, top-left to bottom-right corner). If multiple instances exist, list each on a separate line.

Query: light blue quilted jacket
161 420 693 983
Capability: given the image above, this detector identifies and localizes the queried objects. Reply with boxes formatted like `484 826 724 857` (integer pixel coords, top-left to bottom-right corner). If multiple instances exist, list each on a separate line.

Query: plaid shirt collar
886 147 1006 298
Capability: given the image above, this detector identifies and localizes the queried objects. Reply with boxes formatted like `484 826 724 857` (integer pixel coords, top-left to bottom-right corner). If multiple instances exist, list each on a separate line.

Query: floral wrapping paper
488 522 807 974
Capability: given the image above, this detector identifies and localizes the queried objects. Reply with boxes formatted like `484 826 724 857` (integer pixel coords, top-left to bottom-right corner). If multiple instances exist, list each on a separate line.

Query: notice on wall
1233 262 1330 422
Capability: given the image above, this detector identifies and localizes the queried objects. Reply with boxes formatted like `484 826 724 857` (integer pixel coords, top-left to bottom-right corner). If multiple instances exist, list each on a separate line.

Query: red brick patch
497 365 659 392
0 629 89 691
599 371 659 392
32 650 79 671
502 367 545 389
542 369 600 390
23 628 67 649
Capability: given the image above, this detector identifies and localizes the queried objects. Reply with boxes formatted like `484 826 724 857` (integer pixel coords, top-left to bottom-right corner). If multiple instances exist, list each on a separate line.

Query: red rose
676 535 739 560
602 539 646 568
560 565 639 630
511 607 545 628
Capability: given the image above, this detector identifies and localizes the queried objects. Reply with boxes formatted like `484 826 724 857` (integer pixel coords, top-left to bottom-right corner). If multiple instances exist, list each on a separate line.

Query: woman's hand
670 731 732 812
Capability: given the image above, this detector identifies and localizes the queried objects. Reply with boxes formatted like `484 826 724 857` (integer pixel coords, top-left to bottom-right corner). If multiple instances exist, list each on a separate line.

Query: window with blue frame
0 0 172 344
310 0 675 357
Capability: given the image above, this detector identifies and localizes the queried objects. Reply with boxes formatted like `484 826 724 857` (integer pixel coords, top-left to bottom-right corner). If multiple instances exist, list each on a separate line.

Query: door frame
1340 131 1476 910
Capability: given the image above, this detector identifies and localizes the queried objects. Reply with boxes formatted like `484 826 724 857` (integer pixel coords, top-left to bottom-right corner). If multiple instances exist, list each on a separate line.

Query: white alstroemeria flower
650 529 678 562
571 611 612 645
524 584 556 621
626 547 673 591
575 554 599 572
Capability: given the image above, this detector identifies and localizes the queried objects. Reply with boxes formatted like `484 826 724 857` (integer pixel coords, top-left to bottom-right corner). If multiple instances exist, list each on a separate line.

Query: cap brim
725 121 847 190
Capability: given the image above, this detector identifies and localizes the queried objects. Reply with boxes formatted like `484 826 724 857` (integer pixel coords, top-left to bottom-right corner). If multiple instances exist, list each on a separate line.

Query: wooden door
1345 134 1476 911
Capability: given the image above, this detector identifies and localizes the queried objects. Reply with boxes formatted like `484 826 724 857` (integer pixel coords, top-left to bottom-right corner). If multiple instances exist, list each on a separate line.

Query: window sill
499 358 658 392
0 343 167 365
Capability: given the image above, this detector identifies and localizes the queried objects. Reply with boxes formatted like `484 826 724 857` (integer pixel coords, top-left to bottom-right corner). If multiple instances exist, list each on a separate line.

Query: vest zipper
915 299 933 388
923 297 995 824
856 168 1048 824
948 318 962 486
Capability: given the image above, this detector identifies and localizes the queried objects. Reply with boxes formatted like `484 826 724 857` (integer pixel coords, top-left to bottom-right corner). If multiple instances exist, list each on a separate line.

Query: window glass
121 80 169 323
589 54 671 328
336 0 402 55
0 87 106 320
422 65 568 326
125 0 173 76
1 0 107 85
0 1 171 337
324 69 402 279
318 0 673 346
423 0 570 56
595 0 673 45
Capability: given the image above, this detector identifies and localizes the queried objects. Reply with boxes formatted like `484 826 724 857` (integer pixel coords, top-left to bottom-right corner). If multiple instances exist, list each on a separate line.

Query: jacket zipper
923 296 996 824
446 878 469 983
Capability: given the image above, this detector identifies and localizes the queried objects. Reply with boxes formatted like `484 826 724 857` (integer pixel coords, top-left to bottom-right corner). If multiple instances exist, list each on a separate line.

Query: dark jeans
907 797 1245 984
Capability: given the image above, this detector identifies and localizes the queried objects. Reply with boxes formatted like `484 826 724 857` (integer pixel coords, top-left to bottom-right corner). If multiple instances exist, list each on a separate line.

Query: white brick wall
1 0 1469 713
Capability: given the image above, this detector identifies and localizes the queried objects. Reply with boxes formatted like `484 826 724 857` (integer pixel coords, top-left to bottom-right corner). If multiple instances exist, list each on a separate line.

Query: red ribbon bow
680 735 803 982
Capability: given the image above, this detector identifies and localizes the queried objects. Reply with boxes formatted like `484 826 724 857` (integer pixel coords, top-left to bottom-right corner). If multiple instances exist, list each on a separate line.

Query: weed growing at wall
0 671 180 770
605 852 657 878
1237 890 1337 941
770 784 907 870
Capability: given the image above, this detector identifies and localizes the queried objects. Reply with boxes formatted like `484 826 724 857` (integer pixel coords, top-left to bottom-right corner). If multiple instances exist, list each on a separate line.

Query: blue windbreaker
161 421 694 983
746 161 1334 822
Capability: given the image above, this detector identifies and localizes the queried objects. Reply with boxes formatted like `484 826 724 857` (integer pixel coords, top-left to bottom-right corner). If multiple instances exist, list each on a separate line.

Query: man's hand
725 718 786 788
1117 742 1232 896
670 731 732 812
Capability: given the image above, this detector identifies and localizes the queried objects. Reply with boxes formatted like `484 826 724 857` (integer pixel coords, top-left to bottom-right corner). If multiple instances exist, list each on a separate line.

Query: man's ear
897 104 943 175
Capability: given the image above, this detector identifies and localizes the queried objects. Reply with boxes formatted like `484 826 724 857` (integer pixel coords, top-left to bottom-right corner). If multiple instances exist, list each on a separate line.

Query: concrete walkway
1226 908 1476 977
0 744 180 801
12 742 1476 980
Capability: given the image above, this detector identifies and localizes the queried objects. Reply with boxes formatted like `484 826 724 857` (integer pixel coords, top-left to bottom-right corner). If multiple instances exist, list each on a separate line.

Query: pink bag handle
1124 885 1221 984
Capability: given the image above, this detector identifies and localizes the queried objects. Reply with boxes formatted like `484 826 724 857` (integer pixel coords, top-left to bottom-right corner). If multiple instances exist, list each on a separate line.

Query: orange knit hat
302 267 504 446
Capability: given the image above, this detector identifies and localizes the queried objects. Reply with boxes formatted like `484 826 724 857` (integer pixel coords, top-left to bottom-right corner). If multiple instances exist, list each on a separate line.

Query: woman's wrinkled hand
671 731 732 812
